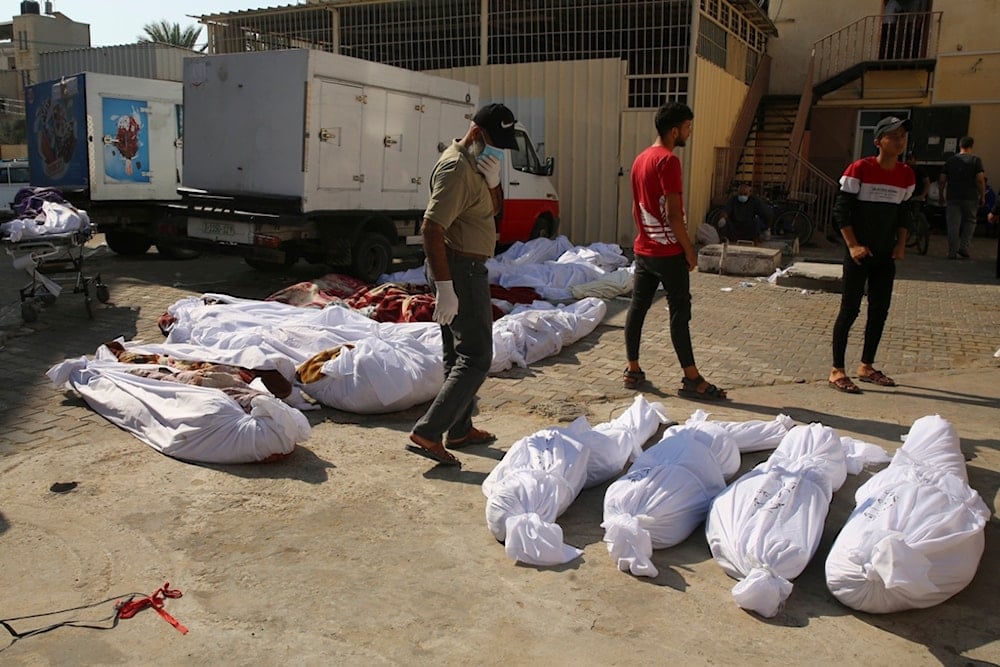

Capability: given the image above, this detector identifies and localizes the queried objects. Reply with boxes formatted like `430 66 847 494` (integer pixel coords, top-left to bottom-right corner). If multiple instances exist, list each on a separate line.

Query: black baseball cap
874 116 912 139
473 103 518 149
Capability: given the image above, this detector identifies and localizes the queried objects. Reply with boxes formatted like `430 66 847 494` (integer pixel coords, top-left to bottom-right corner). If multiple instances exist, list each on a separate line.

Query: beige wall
618 110 658 248
820 69 933 103
433 59 626 246
12 13 89 92
767 0 877 94
689 57 750 233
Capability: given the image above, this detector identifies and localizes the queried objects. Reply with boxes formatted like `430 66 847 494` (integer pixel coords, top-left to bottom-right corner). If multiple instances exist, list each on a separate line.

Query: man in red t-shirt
623 102 727 401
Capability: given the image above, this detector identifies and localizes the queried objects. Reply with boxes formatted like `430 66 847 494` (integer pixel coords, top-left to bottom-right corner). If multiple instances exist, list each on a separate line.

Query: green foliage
138 19 205 52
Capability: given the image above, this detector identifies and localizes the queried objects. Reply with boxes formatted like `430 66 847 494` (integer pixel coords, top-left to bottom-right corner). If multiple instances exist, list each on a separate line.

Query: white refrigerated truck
176 48 559 280
24 72 187 256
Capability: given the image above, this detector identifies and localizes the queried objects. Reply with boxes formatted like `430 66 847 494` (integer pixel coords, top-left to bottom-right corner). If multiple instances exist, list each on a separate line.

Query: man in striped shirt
828 116 915 393
623 102 726 401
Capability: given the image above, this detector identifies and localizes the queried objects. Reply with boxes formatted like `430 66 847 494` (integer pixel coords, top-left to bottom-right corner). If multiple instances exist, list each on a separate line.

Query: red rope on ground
116 582 188 635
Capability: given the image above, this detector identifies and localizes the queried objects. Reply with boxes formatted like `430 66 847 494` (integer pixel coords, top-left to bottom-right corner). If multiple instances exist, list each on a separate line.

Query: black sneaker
958 250 970 258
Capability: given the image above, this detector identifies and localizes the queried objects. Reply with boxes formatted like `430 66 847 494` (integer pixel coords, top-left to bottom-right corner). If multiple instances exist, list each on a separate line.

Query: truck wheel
105 229 152 256
529 214 555 240
352 232 392 283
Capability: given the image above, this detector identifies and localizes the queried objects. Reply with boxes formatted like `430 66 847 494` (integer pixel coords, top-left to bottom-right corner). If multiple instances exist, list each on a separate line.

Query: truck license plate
188 218 254 245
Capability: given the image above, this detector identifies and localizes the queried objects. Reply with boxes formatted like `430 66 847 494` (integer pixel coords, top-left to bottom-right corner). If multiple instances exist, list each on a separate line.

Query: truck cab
498 123 559 245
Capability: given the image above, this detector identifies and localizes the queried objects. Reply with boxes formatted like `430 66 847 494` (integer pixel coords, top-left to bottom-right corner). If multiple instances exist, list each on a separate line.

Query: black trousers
625 253 695 369
832 254 896 369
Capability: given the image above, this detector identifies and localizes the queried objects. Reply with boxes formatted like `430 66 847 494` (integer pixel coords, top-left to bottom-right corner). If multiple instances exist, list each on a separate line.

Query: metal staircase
734 95 799 189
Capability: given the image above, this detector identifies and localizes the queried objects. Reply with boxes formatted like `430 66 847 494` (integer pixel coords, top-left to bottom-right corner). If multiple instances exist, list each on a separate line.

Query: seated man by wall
718 182 773 244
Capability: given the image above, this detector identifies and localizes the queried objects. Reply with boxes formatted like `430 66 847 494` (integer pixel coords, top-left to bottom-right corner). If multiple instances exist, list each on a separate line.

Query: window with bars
203 0 709 108
697 17 727 70
487 0 692 108
696 0 766 83
340 0 480 70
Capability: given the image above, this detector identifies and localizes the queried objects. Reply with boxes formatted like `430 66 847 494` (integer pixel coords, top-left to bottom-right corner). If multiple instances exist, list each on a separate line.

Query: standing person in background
623 102 727 401
939 136 986 259
828 116 915 394
406 103 516 467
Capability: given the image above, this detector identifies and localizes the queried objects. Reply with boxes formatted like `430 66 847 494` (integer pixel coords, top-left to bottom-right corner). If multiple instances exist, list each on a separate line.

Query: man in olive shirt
407 103 517 467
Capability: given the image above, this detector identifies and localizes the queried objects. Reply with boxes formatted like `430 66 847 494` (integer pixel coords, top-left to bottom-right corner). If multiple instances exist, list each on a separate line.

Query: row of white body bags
825 415 989 613
601 412 794 578
483 396 669 566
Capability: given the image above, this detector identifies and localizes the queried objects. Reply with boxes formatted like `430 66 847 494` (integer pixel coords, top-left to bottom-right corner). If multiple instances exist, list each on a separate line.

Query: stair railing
727 55 771 170
813 11 942 85
712 145 838 237
788 48 814 159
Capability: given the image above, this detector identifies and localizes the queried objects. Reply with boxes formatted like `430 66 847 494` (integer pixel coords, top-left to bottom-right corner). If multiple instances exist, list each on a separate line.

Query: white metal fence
202 0 697 108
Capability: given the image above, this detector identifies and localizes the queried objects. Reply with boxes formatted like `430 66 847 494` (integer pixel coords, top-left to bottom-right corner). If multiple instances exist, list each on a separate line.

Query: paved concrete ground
0 230 997 665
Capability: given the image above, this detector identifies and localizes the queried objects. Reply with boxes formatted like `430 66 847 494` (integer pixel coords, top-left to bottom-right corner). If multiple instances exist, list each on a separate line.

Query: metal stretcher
2 226 109 323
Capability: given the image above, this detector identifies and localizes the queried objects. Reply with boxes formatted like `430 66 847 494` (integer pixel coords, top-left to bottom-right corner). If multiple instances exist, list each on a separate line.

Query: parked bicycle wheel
705 206 727 231
774 210 813 245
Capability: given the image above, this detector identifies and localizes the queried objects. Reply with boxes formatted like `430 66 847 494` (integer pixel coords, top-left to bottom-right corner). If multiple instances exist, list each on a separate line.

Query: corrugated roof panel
38 42 200 82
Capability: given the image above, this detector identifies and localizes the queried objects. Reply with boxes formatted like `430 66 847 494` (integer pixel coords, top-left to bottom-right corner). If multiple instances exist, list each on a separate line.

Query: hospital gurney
2 226 109 323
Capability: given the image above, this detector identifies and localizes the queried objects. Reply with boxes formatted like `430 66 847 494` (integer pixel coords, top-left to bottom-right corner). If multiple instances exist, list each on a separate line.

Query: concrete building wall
767 0 876 95
13 12 90 86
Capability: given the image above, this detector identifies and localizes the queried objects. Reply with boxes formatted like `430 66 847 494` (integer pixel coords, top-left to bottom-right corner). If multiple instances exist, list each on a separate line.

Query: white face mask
737 195 749 203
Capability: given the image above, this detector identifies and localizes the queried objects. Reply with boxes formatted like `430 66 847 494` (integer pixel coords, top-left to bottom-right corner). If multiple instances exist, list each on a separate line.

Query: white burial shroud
483 396 669 566
162 293 607 412
46 356 310 464
706 423 850 618
825 415 989 613
601 412 795 578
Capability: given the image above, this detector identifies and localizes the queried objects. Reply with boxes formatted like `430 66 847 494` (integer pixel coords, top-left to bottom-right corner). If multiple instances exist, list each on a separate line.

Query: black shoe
958 250 970 258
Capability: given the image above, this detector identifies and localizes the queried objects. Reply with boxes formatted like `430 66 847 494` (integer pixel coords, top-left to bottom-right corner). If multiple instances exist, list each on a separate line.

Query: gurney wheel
96 284 110 303
21 302 38 323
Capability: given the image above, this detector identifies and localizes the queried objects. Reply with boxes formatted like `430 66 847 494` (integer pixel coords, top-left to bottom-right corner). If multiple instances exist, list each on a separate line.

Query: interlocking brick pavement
1 232 998 448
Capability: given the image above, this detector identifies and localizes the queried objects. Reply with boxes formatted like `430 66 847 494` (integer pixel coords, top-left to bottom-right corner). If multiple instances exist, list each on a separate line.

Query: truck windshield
511 130 542 175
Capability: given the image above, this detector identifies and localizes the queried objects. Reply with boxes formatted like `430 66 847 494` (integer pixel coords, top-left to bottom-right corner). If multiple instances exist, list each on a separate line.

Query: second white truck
174 48 559 280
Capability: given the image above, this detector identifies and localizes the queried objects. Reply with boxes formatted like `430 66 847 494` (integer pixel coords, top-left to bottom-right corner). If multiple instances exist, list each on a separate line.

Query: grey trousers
946 199 978 255
412 255 493 442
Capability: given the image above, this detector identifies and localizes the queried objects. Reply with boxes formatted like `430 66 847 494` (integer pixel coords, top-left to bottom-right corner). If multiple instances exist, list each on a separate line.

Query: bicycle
763 186 814 245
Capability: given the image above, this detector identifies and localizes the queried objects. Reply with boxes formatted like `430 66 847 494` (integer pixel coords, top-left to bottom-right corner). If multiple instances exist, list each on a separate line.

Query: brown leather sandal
828 377 862 394
679 375 728 401
623 368 646 390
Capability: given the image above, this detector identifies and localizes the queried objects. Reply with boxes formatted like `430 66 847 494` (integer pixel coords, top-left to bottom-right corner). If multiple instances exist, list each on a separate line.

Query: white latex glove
433 280 458 325
476 154 501 189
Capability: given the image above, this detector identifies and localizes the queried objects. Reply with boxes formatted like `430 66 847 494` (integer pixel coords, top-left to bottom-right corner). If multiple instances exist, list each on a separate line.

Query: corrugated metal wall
618 110 658 248
433 59 625 246
38 43 198 83
689 57 749 230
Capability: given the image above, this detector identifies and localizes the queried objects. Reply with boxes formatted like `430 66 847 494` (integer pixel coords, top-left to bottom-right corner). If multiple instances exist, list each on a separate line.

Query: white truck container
24 72 186 256
178 48 558 280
